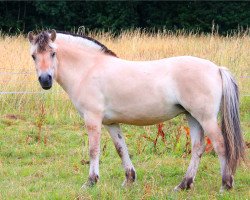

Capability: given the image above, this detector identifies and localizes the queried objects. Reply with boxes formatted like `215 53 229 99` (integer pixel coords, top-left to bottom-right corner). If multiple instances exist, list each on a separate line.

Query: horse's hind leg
174 114 205 191
201 119 233 192
105 124 136 186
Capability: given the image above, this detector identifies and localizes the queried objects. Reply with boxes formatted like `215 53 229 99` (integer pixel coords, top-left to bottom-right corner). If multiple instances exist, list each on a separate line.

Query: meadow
0 30 249 199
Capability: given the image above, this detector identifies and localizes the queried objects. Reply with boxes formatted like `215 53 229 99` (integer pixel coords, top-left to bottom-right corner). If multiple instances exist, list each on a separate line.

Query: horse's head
28 30 57 90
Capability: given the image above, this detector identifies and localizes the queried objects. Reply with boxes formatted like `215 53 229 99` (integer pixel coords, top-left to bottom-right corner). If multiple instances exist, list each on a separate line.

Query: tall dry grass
0 31 249 121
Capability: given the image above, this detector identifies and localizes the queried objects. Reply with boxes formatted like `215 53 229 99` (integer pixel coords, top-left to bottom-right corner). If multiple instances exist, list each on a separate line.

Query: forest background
0 1 250 35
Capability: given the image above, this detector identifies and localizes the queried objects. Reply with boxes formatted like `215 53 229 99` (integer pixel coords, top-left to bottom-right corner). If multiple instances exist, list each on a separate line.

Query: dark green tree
0 1 249 35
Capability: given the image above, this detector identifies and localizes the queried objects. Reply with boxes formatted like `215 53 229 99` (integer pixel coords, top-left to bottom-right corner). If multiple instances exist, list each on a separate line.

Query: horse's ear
50 29 56 42
28 31 34 43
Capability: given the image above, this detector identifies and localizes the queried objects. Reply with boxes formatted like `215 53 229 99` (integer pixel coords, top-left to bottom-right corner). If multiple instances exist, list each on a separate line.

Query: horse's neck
55 41 98 96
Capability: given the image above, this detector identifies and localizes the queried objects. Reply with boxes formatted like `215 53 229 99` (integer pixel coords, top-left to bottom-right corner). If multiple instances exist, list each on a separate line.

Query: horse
27 29 245 191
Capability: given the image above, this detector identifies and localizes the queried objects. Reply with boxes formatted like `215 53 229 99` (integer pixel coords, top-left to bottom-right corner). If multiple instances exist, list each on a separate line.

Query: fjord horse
28 30 245 191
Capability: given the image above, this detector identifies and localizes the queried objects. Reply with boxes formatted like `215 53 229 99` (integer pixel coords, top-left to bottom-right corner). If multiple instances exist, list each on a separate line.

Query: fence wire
0 91 48 94
0 70 249 96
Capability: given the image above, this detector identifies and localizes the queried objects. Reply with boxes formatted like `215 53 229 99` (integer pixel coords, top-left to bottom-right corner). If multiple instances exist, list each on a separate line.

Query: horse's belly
101 68 185 125
102 104 185 126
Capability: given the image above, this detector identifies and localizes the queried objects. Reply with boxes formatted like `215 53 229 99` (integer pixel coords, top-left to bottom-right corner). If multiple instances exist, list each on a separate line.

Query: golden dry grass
0 31 249 115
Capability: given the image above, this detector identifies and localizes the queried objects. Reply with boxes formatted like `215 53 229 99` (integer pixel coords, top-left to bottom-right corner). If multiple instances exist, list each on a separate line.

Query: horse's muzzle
38 74 52 90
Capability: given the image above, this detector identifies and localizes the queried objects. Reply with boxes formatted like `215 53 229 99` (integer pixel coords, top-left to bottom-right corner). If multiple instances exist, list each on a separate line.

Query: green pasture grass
0 32 249 199
0 100 249 199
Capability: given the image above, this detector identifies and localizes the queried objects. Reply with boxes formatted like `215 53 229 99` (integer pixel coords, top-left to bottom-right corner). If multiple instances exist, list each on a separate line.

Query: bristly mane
34 31 117 57
57 31 117 57
34 31 50 52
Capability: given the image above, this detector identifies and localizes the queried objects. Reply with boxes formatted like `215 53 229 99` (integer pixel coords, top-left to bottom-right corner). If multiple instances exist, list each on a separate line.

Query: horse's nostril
38 74 52 83
38 74 52 85
48 75 52 81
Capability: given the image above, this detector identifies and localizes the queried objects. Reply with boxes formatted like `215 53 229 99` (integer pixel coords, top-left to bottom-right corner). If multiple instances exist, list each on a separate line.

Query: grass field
0 30 249 199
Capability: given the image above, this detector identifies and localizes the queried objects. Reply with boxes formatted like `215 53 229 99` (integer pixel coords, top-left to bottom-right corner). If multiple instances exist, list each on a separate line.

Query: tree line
0 1 249 35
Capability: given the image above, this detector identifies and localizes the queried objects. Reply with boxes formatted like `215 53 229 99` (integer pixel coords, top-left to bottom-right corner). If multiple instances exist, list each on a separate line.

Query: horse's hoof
122 180 127 187
122 168 136 187
173 185 181 192
174 177 194 191
219 184 233 193
173 184 190 192
221 175 234 192
219 186 225 194
80 182 91 190
81 181 95 190
81 175 99 190
121 179 134 187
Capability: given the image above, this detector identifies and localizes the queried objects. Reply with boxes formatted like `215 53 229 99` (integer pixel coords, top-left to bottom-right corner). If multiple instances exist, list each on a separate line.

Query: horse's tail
219 67 245 174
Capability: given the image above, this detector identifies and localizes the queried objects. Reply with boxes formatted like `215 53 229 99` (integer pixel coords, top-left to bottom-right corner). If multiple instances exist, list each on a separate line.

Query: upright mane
33 30 117 57
57 31 117 57
33 31 51 52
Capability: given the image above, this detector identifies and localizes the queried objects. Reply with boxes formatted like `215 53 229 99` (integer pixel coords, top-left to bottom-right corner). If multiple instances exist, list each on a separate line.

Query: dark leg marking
115 143 123 158
125 168 136 183
88 174 99 186
222 175 234 190
178 177 194 190
118 133 122 139
89 148 98 158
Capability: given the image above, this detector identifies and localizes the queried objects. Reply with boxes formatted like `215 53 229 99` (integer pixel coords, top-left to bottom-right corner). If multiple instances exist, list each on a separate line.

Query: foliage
0 1 250 35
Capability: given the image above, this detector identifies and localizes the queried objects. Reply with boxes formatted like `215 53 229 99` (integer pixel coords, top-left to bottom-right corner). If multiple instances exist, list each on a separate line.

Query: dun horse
28 30 245 191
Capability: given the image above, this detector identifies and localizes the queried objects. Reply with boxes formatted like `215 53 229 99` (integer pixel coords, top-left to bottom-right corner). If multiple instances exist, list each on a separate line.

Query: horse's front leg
84 112 102 186
105 124 136 186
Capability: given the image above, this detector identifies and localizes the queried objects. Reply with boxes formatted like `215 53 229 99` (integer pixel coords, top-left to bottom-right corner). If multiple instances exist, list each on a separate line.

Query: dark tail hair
219 67 245 174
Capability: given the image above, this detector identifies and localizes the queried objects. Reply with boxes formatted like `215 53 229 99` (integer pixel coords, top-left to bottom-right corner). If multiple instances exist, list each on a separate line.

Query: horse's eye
32 55 36 61
51 52 56 57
